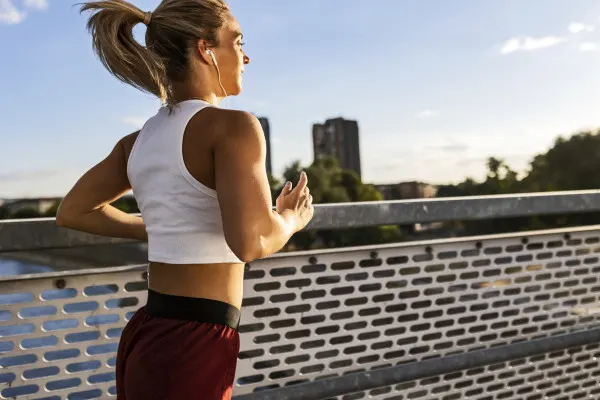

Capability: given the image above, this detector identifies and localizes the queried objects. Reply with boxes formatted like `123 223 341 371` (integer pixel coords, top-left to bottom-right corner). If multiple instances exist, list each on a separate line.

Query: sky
2 0 600 198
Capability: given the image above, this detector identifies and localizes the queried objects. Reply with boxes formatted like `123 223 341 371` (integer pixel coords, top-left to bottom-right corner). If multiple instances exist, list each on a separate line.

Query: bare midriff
147 262 246 310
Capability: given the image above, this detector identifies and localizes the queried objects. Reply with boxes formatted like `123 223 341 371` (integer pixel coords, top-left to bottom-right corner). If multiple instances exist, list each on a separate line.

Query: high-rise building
257 117 273 176
312 117 361 178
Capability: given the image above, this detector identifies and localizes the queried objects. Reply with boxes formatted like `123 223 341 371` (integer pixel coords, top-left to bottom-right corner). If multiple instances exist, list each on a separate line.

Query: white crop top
127 100 242 264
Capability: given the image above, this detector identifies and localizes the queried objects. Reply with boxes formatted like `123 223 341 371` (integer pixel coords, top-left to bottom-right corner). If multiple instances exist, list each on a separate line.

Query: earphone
206 49 217 66
206 49 228 103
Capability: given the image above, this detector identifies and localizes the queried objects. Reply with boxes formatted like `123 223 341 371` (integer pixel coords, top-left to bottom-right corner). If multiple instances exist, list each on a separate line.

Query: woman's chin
228 83 243 96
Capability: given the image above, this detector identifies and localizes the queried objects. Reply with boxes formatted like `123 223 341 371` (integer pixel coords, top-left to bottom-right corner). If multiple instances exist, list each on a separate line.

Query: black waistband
145 289 241 330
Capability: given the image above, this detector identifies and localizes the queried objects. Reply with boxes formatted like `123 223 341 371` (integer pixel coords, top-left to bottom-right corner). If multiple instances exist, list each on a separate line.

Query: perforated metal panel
0 268 148 399
1 227 600 399
235 229 600 393
326 343 600 400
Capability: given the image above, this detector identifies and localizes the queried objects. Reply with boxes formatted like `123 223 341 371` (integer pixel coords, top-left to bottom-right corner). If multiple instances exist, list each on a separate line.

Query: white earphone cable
208 50 228 108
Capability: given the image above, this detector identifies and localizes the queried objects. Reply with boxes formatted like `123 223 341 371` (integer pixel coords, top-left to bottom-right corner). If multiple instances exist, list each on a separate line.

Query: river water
0 259 54 276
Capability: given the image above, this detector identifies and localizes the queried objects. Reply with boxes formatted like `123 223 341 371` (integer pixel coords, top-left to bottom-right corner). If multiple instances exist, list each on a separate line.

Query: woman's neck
171 79 225 106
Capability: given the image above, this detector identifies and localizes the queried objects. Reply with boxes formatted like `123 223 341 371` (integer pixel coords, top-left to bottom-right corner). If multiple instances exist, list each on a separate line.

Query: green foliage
111 196 140 214
0 197 140 221
524 131 600 191
438 157 522 198
11 207 41 219
42 201 60 217
267 173 282 205
437 129 600 235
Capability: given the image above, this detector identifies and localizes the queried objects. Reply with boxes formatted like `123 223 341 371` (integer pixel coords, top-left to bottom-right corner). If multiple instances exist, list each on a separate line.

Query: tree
437 158 520 199
267 173 282 206
112 196 140 214
11 207 41 219
523 131 600 192
520 130 600 228
486 157 503 180
282 161 303 188
435 129 600 235
43 201 60 217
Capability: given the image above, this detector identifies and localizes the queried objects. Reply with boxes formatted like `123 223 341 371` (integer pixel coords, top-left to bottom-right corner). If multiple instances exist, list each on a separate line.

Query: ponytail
80 0 168 103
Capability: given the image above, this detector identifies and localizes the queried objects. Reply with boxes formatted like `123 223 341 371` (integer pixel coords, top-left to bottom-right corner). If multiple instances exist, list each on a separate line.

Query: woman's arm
56 132 147 241
214 111 313 262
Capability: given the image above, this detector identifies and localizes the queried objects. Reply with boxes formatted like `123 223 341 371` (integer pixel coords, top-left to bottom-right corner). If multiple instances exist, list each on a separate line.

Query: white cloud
500 36 566 55
23 0 48 11
500 38 521 54
416 109 440 119
0 0 48 25
580 42 600 52
121 117 147 128
569 22 594 34
0 0 26 24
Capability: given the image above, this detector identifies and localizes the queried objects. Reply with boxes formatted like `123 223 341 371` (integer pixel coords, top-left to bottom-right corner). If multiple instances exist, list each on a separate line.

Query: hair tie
143 11 152 26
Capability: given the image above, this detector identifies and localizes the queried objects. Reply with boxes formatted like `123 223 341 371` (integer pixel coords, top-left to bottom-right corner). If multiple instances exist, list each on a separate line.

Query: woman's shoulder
116 131 140 161
188 108 264 145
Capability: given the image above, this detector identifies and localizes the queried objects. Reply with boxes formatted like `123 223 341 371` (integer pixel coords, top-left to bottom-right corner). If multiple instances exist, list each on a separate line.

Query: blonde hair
80 0 230 105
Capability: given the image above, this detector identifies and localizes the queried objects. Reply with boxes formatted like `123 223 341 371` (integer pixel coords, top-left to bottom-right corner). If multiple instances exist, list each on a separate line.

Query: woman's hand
276 171 314 232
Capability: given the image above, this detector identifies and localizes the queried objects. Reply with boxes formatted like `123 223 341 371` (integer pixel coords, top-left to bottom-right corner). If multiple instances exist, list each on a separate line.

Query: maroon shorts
116 290 241 399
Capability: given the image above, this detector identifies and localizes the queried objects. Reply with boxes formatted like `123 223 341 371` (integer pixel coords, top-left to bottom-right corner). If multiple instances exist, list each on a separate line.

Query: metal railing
3 190 600 252
1 191 600 399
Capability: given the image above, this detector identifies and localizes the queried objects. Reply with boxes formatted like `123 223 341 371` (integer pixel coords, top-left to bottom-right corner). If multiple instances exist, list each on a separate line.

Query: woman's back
128 100 241 264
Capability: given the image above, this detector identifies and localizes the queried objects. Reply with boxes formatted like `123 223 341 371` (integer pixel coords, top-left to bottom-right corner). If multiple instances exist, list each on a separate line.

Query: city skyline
2 0 600 198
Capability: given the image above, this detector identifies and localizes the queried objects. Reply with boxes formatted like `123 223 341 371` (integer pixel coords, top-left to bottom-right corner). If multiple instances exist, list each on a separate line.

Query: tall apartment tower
257 117 273 176
312 117 361 178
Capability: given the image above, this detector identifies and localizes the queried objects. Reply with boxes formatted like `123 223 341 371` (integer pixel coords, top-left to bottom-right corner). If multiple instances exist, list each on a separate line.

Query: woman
56 0 314 398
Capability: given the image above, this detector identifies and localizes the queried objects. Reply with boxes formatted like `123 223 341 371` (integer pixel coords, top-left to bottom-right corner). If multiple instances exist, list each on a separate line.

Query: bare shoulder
215 109 262 133
116 131 140 160
189 108 264 147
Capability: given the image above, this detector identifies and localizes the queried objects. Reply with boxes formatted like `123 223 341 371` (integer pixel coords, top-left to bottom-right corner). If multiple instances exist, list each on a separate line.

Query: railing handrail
2 190 600 253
